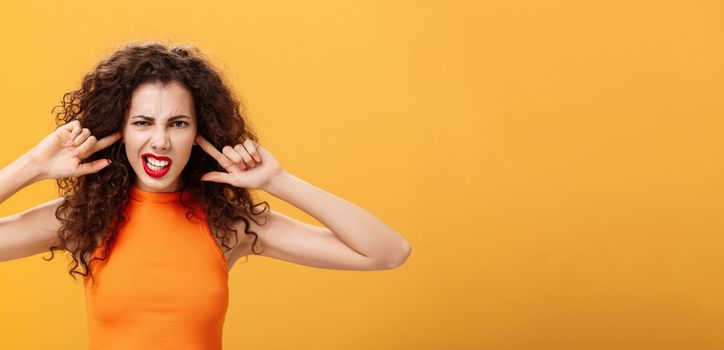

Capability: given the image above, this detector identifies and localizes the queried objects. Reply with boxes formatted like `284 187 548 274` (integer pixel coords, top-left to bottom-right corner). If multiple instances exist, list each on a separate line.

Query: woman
0 42 411 349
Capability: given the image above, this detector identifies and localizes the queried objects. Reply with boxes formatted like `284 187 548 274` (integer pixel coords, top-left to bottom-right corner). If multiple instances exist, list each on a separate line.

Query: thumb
201 171 233 183
76 159 112 177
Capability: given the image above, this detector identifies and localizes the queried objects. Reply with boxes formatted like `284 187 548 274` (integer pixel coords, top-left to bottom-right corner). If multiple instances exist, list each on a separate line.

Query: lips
141 153 172 178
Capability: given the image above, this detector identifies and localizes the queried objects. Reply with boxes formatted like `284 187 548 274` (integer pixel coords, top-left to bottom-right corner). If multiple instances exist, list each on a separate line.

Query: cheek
180 130 197 155
123 143 132 159
122 136 145 163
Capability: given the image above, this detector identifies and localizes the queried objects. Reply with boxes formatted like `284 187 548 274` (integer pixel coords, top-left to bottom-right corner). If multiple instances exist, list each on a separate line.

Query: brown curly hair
43 41 269 286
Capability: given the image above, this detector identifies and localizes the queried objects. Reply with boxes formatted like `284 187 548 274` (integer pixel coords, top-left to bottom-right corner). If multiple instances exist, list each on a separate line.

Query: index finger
91 131 123 153
195 134 227 162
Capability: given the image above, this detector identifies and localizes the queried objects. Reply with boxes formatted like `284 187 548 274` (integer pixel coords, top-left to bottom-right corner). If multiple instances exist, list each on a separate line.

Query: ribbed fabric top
84 185 229 349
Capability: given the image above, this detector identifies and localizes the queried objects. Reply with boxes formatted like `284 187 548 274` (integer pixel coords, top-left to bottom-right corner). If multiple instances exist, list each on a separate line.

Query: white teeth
145 157 169 167
144 157 169 171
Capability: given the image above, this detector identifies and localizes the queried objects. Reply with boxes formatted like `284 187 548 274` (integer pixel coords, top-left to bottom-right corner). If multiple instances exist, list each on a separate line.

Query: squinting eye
132 121 150 127
172 121 188 128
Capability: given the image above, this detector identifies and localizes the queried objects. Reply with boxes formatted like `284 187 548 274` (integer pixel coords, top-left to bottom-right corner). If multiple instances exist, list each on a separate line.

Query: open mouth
141 153 172 178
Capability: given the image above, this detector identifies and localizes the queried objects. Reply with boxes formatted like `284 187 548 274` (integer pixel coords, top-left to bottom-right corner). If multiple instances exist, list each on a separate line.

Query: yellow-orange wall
1 1 723 349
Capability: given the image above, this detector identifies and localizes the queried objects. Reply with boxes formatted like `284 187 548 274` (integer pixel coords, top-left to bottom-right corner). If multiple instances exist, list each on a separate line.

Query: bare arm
0 120 121 262
0 153 43 204
196 135 411 271
258 172 411 270
0 198 64 262
238 206 405 271
0 153 65 262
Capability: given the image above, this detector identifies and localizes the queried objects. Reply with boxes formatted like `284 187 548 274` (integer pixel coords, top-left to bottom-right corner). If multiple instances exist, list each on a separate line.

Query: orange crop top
83 185 229 349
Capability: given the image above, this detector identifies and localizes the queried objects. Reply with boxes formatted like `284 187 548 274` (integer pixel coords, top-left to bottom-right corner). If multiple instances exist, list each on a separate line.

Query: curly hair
43 41 269 286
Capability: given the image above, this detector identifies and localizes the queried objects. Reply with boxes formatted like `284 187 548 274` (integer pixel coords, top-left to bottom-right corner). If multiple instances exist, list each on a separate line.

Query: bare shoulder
228 207 320 257
0 197 65 262
227 208 274 258
203 208 271 262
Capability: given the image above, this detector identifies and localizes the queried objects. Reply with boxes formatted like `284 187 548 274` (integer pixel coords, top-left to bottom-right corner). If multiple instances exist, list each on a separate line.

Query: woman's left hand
195 134 285 191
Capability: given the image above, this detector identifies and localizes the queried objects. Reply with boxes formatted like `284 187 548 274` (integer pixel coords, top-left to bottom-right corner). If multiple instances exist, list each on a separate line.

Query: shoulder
227 207 322 258
225 207 274 258
202 205 274 257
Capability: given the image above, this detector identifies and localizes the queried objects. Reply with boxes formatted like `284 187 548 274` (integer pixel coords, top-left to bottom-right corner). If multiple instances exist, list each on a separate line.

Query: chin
135 175 182 192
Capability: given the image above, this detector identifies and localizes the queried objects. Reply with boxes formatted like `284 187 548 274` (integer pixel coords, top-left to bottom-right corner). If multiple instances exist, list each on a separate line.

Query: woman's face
123 80 197 192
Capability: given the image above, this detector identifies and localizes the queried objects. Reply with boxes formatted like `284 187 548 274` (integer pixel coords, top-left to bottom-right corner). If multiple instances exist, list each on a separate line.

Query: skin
114 81 409 270
123 80 197 192
0 79 411 271
121 80 285 193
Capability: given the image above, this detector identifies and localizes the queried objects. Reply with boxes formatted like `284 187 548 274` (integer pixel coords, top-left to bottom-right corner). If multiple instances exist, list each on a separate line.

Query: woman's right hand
27 120 122 180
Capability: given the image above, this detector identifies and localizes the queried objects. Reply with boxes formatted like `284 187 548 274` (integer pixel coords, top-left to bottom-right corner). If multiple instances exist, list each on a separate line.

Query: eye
132 121 150 127
171 121 189 128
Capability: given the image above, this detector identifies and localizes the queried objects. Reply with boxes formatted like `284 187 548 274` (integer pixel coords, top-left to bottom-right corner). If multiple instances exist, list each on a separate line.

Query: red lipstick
141 153 172 178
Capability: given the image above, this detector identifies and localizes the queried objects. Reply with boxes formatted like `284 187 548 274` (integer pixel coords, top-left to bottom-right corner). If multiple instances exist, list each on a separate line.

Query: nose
150 128 170 152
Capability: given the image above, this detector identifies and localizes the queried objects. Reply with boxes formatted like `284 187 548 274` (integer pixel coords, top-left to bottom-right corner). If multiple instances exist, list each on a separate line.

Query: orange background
1 1 723 349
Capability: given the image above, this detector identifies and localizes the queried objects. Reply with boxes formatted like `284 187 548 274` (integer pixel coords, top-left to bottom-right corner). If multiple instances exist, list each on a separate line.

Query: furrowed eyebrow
130 115 193 121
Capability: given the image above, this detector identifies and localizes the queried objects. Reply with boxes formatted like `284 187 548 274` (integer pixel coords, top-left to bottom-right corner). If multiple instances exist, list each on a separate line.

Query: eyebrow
129 115 193 121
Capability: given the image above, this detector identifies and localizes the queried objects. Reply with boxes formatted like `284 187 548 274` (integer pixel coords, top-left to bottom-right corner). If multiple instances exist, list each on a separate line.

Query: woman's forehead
127 80 196 119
